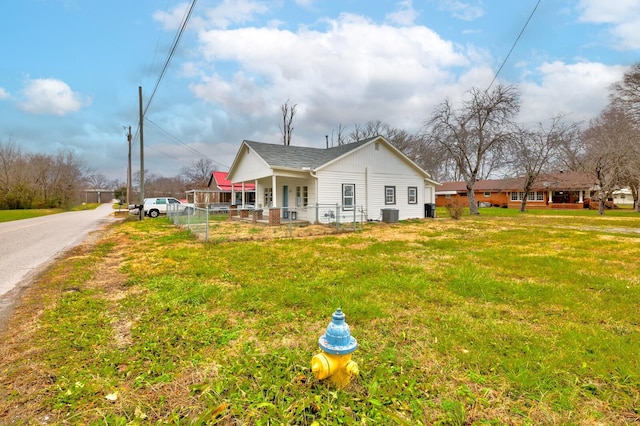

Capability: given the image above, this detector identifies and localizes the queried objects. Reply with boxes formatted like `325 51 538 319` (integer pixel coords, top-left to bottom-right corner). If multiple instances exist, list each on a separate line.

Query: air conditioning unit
381 208 399 223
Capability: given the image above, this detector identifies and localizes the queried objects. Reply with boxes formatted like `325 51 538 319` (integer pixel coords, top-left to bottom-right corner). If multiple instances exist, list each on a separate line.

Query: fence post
205 205 209 242
353 206 356 230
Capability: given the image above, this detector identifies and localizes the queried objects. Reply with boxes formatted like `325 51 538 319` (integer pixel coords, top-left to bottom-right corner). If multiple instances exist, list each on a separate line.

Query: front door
282 185 289 218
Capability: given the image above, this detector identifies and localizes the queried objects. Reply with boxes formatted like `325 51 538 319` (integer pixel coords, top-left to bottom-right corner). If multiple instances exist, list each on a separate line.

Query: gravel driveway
0 204 122 330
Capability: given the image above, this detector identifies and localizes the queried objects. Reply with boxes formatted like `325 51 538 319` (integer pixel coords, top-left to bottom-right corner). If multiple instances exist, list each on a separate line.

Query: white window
385 186 396 205
511 191 544 201
296 186 308 207
342 184 355 210
408 187 417 204
264 188 273 207
484 192 491 197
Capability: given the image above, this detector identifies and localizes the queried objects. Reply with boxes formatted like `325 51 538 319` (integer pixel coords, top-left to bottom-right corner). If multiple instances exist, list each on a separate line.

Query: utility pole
126 125 132 208
138 86 145 220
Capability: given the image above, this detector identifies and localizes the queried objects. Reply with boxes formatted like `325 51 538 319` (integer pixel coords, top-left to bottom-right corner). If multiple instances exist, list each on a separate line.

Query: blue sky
1 0 639 182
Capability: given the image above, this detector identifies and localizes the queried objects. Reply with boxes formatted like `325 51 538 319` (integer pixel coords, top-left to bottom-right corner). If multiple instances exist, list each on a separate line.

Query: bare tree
348 120 389 142
181 158 216 189
610 62 640 211
0 140 88 209
582 105 634 215
551 124 586 173
424 85 520 214
611 62 640 122
509 116 580 212
85 173 114 189
331 123 348 146
280 100 297 146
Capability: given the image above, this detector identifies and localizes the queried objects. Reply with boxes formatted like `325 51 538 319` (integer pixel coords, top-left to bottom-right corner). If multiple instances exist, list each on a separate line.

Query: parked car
143 197 193 218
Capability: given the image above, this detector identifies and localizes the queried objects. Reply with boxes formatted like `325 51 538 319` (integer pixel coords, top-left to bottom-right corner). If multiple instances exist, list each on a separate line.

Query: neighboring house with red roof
186 172 256 208
436 172 596 209
206 171 256 205
226 136 439 224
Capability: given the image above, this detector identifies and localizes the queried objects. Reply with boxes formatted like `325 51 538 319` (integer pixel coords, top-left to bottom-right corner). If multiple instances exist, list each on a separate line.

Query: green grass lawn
1 211 638 424
0 208 64 222
0 203 100 222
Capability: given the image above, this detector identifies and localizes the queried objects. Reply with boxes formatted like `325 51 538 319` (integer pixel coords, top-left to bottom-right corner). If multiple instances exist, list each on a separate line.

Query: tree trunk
467 183 479 215
519 198 527 212
598 191 606 215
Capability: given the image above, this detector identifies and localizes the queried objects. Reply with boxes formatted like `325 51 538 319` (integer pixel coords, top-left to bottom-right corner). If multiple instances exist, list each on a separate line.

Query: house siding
318 142 427 220
231 145 273 182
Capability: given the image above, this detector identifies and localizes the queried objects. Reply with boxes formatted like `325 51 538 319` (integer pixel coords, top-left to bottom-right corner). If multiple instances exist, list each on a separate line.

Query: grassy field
1 209 638 424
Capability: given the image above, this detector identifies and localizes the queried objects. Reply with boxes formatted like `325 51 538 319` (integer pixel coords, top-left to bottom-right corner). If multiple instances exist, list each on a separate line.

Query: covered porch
230 171 316 226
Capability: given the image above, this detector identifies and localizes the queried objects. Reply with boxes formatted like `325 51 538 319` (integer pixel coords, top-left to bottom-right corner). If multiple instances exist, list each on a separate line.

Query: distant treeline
0 141 87 209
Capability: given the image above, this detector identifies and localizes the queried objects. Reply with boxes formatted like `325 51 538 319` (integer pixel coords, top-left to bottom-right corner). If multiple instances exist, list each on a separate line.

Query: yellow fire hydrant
311 308 359 388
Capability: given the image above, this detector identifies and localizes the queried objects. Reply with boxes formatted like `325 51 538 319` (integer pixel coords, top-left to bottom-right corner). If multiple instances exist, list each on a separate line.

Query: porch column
272 175 278 207
242 182 246 208
579 190 584 203
548 190 553 206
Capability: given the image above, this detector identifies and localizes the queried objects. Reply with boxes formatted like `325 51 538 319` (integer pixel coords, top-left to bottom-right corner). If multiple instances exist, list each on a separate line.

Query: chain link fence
167 204 366 242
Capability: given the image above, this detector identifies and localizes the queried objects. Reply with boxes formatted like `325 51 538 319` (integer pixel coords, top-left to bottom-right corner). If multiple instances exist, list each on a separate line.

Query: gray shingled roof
243 137 375 170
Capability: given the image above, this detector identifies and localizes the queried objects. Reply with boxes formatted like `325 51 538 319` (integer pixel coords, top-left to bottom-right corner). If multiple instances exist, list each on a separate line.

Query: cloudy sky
1 0 639 181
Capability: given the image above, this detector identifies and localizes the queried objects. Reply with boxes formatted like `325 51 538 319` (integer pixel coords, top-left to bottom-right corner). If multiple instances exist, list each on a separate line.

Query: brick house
436 172 595 209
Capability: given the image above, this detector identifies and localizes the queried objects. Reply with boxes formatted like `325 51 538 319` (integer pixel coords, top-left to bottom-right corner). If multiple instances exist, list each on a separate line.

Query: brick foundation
268 208 281 226
252 209 263 223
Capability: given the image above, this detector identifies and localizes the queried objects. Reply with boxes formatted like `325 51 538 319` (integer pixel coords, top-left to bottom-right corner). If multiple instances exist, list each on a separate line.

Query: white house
612 188 634 206
226 136 439 224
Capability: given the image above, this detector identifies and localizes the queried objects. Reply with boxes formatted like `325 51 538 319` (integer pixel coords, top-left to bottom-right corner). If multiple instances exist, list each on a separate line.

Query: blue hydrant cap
318 308 358 355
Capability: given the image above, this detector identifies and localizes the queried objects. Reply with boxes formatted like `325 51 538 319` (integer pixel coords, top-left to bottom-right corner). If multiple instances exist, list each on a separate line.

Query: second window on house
408 186 417 204
385 186 396 205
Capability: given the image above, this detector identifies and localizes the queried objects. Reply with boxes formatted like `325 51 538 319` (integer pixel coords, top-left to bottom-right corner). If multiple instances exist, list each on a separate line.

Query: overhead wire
487 0 541 91
143 0 198 117
145 118 230 169
130 0 210 172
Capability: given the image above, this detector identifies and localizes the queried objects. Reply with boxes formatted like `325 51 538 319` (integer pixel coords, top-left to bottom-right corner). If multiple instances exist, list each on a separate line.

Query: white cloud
437 0 485 21
157 0 270 31
518 61 627 125
191 13 471 134
17 78 91 116
0 87 9 100
386 0 420 26
577 0 640 50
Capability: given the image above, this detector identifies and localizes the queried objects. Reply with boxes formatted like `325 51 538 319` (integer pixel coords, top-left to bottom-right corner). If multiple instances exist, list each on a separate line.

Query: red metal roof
212 171 255 191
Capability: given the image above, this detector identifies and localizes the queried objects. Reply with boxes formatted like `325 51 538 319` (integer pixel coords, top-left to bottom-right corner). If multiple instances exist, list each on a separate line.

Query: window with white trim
511 191 544 201
296 186 308 207
342 184 355 210
264 187 273 207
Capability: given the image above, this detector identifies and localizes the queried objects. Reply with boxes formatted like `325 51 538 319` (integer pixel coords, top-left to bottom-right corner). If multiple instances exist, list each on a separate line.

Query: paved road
0 204 122 327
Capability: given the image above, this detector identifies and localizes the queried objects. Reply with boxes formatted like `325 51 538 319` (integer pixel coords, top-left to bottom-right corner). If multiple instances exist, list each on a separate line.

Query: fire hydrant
311 308 359 388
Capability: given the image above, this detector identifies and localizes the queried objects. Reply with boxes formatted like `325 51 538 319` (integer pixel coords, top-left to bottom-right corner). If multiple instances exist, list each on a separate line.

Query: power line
487 0 541 91
145 118 230 169
143 0 198 116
